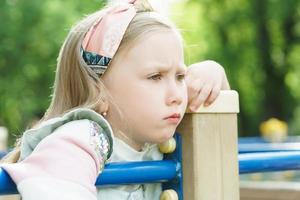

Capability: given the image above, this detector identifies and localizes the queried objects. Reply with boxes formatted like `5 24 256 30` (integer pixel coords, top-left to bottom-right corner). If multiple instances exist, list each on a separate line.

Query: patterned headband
81 0 137 75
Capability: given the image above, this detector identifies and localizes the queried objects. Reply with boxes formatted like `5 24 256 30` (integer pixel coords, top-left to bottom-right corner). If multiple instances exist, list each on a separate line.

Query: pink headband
81 0 137 75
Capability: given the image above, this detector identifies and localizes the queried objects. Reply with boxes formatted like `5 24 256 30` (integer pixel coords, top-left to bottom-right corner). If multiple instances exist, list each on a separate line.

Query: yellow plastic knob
158 137 176 153
160 189 178 200
260 118 288 143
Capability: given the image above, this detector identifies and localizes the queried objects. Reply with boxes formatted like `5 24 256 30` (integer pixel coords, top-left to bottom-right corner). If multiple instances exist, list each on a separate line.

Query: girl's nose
166 80 183 106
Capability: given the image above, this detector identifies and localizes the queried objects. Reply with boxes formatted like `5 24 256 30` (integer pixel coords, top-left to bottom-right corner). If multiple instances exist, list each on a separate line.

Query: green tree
0 0 105 145
173 0 300 136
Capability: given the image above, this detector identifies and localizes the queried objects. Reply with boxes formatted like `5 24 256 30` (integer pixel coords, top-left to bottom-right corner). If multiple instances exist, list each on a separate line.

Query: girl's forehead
125 31 185 72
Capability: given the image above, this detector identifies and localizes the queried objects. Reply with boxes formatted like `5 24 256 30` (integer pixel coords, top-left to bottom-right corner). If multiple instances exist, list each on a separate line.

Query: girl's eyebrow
144 63 187 73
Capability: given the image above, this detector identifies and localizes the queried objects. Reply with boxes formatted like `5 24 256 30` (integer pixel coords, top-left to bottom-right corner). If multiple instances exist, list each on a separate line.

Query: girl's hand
185 60 230 112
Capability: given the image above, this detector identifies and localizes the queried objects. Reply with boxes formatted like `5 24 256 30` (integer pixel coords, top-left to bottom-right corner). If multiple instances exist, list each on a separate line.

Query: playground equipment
3 90 300 200
260 118 288 143
2 90 300 200
239 130 300 200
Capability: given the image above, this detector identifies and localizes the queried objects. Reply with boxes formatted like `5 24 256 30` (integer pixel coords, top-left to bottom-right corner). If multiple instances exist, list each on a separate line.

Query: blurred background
1 0 300 146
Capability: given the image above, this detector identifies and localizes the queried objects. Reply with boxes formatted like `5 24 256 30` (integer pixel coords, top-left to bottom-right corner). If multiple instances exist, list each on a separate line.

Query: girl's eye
177 74 185 81
148 74 162 81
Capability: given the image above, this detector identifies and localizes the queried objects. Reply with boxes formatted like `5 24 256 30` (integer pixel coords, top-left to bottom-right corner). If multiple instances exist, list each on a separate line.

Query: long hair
1 0 182 163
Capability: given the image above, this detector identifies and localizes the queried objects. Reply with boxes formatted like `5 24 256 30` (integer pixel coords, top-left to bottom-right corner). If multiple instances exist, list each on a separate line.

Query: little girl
1 0 230 199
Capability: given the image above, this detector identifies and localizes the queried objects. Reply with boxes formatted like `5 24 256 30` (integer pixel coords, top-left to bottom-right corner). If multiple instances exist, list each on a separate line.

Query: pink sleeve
1 119 111 199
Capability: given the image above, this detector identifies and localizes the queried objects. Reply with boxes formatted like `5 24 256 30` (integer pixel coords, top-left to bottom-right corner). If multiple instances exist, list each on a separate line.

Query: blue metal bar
238 136 300 144
239 142 300 153
238 137 268 144
0 168 17 195
0 160 179 195
239 151 300 174
0 151 8 159
96 160 179 186
162 133 183 200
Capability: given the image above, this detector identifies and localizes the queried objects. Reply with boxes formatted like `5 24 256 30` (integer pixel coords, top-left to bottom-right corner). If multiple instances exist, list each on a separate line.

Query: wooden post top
185 90 239 114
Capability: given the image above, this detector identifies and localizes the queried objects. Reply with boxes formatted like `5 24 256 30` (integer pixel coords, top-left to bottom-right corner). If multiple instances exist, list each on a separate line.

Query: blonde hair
2 0 181 163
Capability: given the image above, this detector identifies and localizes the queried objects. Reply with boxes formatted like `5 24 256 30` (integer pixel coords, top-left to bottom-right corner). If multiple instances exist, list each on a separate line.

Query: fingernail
189 106 196 111
204 102 210 107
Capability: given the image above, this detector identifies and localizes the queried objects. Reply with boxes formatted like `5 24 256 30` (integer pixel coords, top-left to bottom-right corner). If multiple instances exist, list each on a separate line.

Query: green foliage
1 0 300 145
172 0 300 136
0 0 105 144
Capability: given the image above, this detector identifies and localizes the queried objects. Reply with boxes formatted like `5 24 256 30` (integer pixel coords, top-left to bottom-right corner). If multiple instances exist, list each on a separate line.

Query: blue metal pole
238 137 268 144
162 133 183 200
96 160 179 186
0 168 17 195
0 160 179 195
0 151 8 159
239 142 300 153
239 151 300 174
239 136 300 144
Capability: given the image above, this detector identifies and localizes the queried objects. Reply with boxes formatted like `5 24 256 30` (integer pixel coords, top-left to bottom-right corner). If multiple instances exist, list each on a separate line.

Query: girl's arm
1 120 111 200
185 60 230 112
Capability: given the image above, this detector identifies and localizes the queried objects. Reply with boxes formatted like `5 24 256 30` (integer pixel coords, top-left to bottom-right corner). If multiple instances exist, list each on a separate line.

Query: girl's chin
157 131 176 144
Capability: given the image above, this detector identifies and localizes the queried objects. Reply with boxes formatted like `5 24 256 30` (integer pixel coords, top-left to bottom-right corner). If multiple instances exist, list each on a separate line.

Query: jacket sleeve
1 119 111 200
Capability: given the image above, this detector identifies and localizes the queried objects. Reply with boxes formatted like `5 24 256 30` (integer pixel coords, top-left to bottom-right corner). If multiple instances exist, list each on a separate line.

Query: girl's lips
165 117 181 124
164 113 181 119
164 113 181 124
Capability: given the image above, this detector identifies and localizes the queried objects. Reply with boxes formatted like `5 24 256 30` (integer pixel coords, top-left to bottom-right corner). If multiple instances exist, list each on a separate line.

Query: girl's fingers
204 82 221 106
189 84 212 111
187 79 204 104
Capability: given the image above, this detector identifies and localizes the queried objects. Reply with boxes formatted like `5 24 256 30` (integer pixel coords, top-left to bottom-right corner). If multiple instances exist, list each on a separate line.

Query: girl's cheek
183 87 189 106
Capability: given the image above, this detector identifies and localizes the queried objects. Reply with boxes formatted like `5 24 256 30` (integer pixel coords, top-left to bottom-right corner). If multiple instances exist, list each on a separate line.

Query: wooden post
177 90 240 200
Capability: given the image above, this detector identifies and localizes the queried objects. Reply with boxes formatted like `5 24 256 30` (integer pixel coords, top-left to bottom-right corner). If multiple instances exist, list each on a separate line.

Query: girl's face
102 30 188 150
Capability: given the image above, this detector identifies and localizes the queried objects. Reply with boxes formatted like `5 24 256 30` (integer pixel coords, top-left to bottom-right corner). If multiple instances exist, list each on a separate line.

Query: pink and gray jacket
1 108 113 200
1 108 163 200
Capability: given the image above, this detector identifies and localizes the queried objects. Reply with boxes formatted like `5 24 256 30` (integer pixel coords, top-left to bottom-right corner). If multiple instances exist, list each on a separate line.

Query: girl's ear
95 96 110 117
